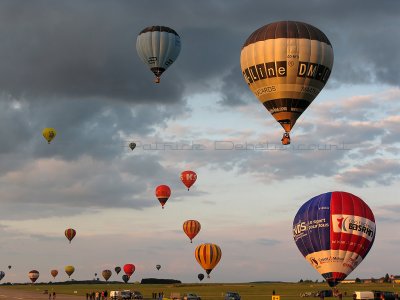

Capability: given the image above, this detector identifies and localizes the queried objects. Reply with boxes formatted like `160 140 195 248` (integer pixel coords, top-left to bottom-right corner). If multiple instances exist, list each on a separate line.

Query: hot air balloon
7 265 11 270
42 128 57 144
156 264 161 271
28 270 39 283
136 26 181 83
129 142 136 151
155 185 171 209
293 191 376 287
65 265 75 278
65 228 76 243
50 269 58 279
197 273 204 281
195 243 222 278
180 170 197 191
123 264 135 278
0 271 5 281
122 274 129 283
94 272 97 277
115 266 121 274
102 270 112 281
183 220 201 243
240 21 334 145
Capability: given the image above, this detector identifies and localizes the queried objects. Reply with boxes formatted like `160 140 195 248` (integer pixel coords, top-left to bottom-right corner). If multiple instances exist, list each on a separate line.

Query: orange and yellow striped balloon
195 243 222 278
65 228 76 243
183 220 201 243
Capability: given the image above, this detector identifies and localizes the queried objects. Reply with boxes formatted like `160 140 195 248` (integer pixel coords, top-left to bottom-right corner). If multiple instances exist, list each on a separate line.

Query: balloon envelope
0 271 4 281
180 170 197 190
129 142 136 151
65 228 76 243
197 273 204 281
115 266 121 274
50 270 58 279
155 185 171 209
123 264 135 277
7 266 11 270
122 274 129 283
195 243 222 278
65 265 75 278
42 128 57 144
136 26 181 83
293 191 376 287
156 264 161 271
102 270 112 281
240 21 334 142
28 270 39 283
183 220 201 243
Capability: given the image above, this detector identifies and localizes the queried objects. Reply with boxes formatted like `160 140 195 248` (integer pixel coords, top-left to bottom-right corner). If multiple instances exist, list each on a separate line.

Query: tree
384 273 390 283
355 278 362 283
299 279 304 283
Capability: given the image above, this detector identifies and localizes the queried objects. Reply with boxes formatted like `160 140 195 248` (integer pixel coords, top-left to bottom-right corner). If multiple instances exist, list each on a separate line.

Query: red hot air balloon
293 191 376 287
28 270 40 283
155 185 171 209
180 170 197 191
183 220 201 243
65 228 76 243
123 264 135 278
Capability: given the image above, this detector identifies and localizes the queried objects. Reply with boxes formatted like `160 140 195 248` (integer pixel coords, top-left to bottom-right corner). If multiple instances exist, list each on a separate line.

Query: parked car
110 291 122 300
225 292 241 300
121 290 132 300
373 290 397 300
132 291 143 299
183 293 201 300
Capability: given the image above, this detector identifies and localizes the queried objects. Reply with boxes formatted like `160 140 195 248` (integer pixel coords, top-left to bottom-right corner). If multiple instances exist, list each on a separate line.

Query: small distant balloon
129 142 136 151
0 271 5 281
180 170 197 190
7 265 11 270
102 270 112 281
156 264 161 271
28 270 39 283
183 220 201 243
65 265 75 278
155 185 171 209
50 269 58 279
42 128 57 144
65 228 76 243
94 273 97 277
122 274 129 283
115 266 121 274
198 273 204 281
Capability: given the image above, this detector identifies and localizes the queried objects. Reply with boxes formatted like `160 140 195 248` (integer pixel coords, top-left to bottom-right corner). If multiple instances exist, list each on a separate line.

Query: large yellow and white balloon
136 26 181 83
240 21 334 144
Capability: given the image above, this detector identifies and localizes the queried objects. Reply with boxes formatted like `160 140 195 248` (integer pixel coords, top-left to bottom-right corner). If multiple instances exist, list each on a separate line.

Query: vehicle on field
224 291 241 300
183 293 201 300
132 291 143 299
121 290 132 299
353 291 374 300
110 290 122 300
373 290 397 300
170 292 181 300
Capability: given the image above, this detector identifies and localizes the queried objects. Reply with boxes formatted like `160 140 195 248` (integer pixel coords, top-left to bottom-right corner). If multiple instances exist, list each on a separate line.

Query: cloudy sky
0 0 399 284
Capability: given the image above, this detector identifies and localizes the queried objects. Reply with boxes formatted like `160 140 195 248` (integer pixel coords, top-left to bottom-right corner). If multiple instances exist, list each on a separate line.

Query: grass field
1 282 399 299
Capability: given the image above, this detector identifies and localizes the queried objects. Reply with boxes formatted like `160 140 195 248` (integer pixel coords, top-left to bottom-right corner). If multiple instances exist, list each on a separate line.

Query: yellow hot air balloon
195 243 222 278
42 128 57 144
240 21 334 144
64 265 75 278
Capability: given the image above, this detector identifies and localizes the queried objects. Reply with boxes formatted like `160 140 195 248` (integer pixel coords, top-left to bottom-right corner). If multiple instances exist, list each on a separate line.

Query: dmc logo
310 257 319 266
